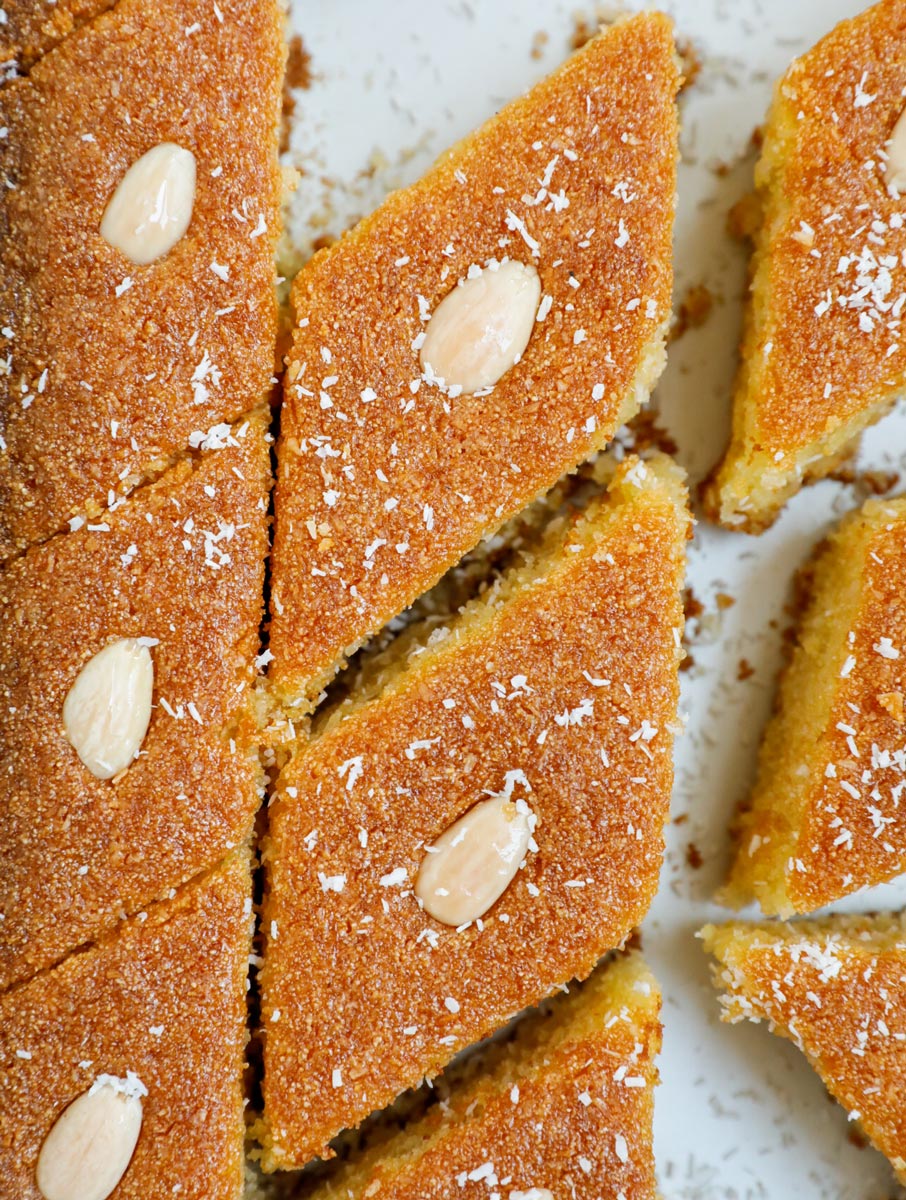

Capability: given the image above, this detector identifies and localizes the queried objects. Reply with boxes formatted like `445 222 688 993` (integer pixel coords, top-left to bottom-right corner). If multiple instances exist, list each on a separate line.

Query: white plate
283 3 906 1196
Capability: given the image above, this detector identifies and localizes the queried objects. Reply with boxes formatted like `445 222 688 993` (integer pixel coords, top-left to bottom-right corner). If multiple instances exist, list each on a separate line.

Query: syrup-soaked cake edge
720 495 906 916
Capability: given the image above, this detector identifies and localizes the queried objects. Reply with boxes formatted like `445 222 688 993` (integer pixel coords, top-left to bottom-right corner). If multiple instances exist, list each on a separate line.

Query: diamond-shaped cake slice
0 411 270 990
257 453 688 1169
704 0 906 532
305 952 661 1200
723 495 906 916
703 916 906 1186
269 12 680 709
0 0 284 558
0 849 252 1200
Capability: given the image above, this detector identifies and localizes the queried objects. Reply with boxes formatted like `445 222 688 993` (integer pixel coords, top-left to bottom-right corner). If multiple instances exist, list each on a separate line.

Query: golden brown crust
0 0 284 560
311 953 661 1200
703 916 906 1184
257 456 688 1170
0 850 252 1200
722 495 906 915
269 13 679 707
0 411 270 991
705 0 906 532
0 0 115 73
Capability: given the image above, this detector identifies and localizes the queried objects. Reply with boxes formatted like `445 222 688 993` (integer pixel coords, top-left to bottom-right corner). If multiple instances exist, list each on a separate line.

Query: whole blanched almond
419 260 541 394
36 1083 143 1200
101 143 197 265
886 105 906 195
62 639 154 780
510 1191 555 1200
415 793 535 926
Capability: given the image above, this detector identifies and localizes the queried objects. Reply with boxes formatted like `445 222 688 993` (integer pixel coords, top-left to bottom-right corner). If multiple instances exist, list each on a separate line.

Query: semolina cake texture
723 495 906 916
703 916 906 1185
0 412 270 991
268 12 681 709
307 952 662 1200
0 849 253 1200
257 453 689 1169
0 0 284 559
0 0 115 74
704 0 906 532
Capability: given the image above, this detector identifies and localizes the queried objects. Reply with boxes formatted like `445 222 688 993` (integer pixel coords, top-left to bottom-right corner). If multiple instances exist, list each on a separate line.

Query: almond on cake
268 12 680 710
704 0 906 532
0 849 252 1200
722 495 906 916
703 915 906 1185
0 0 284 560
256 453 689 1170
0 410 270 991
306 952 661 1200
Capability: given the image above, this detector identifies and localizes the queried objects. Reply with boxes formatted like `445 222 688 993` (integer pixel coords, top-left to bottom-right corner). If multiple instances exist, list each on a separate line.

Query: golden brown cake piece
723 495 906 916
257 454 688 1170
0 0 284 560
703 916 906 1185
704 0 906 532
307 953 661 1200
269 13 680 710
0 0 115 75
0 410 269 991
0 849 252 1200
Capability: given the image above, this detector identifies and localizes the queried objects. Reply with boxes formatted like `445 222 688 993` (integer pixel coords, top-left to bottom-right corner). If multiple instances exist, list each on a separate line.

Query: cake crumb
685 842 703 871
676 37 701 93
727 192 762 242
281 35 313 154
878 690 905 724
829 465 900 503
569 14 597 51
530 30 549 60
671 284 714 341
624 409 679 458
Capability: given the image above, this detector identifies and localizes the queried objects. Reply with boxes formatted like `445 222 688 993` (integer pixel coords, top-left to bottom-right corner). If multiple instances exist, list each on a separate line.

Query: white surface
282 3 906 1197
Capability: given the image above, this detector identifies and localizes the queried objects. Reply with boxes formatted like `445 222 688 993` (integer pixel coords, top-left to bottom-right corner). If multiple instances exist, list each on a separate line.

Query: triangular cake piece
0 411 270 990
723 495 906 916
268 13 680 709
305 953 661 1200
0 0 284 559
704 0 906 532
0 850 252 1200
703 916 906 1186
0 0 114 74
257 454 688 1169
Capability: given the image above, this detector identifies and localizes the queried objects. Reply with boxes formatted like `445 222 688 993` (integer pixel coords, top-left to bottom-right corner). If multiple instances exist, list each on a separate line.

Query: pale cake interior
314 452 677 739
309 952 661 1200
721 497 906 916
703 915 906 1185
705 2 906 533
705 92 885 532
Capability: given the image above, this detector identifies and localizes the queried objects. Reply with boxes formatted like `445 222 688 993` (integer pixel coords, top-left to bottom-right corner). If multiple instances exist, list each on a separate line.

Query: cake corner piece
703 0 906 533
721 491 906 917
0 847 254 1199
701 913 906 1186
